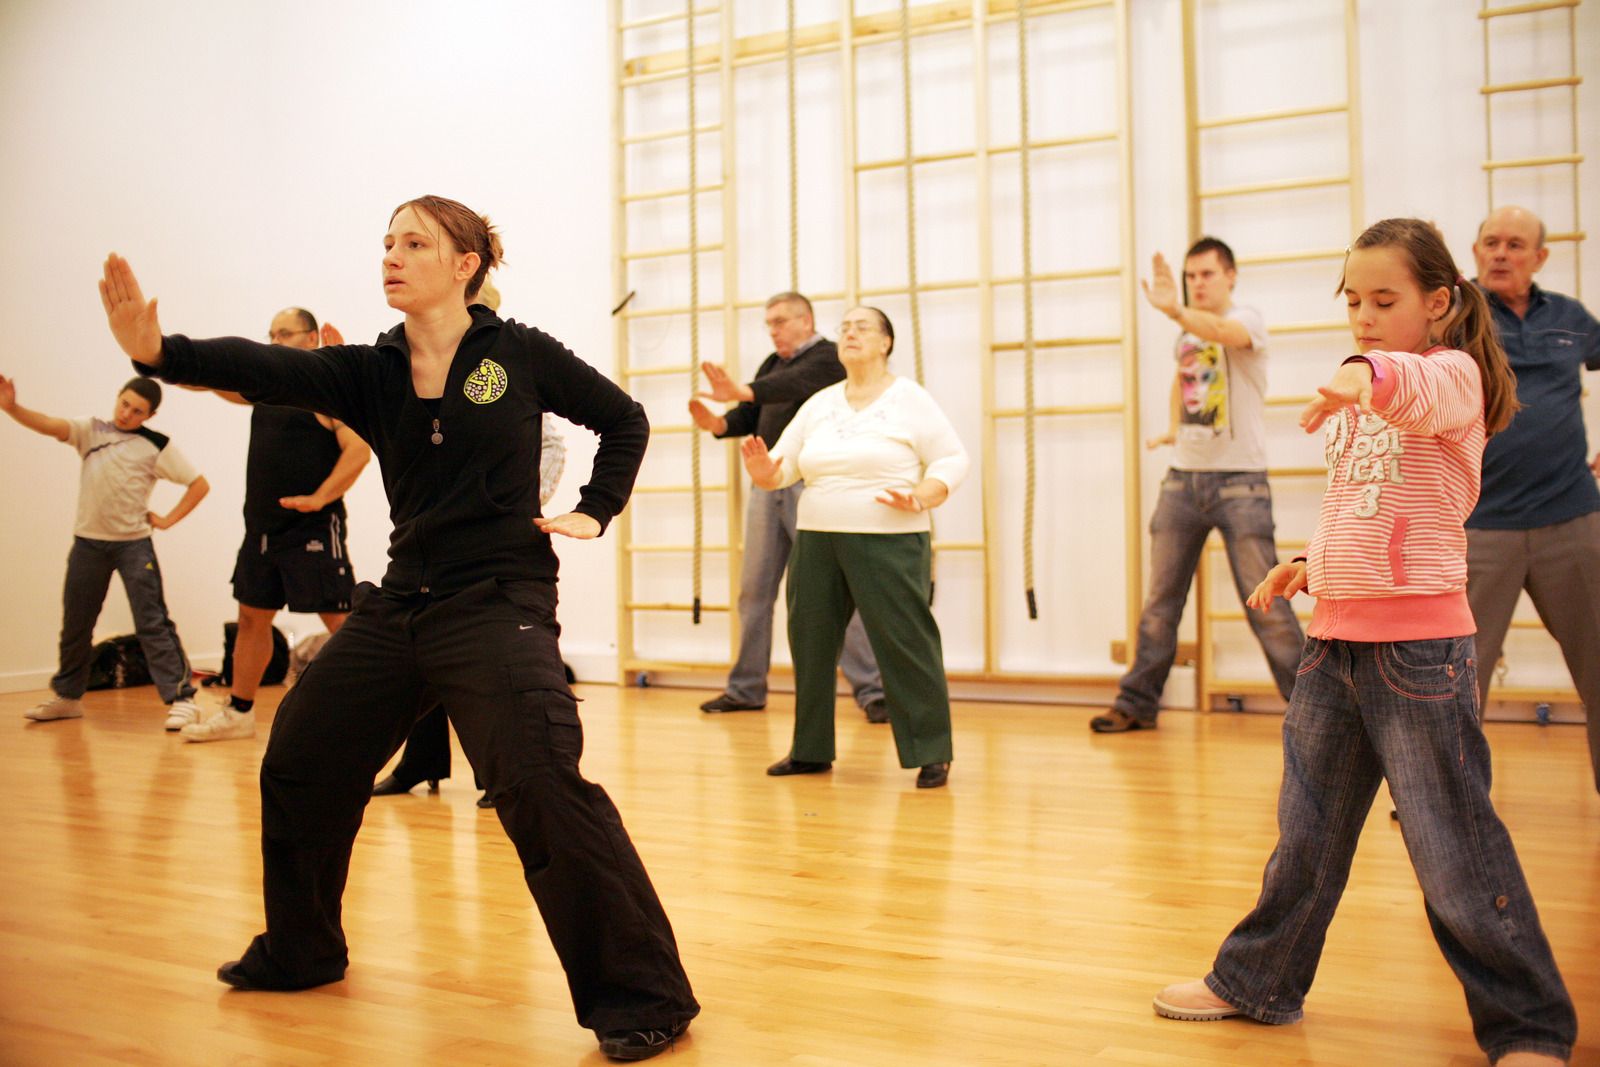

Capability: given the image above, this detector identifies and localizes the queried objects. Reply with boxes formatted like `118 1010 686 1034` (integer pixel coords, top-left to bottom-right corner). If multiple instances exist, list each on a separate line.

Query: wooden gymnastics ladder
611 0 1141 688
1184 0 1364 712
838 0 1139 684
611 1 744 682
1477 0 1588 713
839 0 1141 682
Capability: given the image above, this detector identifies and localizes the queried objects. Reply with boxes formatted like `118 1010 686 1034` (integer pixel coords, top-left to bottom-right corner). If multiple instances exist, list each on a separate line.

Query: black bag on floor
214 622 291 687
86 634 153 691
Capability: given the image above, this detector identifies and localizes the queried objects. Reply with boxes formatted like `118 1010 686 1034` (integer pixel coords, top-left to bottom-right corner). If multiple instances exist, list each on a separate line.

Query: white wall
2 1 1597 704
0 1 616 690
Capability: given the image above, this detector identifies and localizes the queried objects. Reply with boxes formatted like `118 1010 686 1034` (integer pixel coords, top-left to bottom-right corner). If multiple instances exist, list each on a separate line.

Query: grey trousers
53 536 196 704
1467 511 1600 793
725 483 884 708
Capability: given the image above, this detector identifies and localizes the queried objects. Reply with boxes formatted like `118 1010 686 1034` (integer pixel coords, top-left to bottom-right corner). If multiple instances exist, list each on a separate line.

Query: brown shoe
1090 708 1156 733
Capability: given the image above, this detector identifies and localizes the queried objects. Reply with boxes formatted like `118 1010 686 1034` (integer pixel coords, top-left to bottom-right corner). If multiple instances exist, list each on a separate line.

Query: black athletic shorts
232 515 354 614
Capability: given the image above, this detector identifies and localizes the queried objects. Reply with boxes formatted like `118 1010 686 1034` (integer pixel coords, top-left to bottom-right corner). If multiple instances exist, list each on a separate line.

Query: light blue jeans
1114 470 1304 720
725 483 883 708
1208 636 1576 1063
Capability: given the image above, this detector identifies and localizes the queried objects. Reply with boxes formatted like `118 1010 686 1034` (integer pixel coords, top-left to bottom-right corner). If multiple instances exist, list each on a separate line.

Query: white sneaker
180 706 256 743
164 698 201 731
24 695 85 721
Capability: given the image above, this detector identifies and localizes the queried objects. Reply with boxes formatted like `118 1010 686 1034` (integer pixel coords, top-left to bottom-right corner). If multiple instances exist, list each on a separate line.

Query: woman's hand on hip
535 512 601 539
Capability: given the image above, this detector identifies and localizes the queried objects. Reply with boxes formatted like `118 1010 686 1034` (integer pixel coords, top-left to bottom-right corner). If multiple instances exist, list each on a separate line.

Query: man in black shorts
180 307 371 742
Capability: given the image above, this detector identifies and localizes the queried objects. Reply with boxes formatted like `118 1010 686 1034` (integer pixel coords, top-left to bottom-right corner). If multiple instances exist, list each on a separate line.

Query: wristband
1341 354 1383 388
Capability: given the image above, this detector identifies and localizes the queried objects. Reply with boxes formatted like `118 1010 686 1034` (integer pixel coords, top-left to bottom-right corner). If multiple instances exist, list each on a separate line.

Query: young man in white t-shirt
1091 238 1304 732
0 374 209 726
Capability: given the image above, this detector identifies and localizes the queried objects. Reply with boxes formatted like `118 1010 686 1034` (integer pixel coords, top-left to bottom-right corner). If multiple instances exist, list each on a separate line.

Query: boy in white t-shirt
1092 238 1304 733
0 373 209 727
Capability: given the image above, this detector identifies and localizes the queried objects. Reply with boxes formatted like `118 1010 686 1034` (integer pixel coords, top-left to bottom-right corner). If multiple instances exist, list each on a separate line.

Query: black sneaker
862 698 889 723
599 1019 690 1061
699 693 765 713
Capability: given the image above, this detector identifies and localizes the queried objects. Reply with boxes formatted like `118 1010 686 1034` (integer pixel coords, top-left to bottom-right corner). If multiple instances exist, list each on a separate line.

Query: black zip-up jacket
142 305 648 595
714 337 845 446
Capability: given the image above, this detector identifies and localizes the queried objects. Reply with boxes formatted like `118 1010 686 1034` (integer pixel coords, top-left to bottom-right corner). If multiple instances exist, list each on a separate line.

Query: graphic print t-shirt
1171 304 1270 472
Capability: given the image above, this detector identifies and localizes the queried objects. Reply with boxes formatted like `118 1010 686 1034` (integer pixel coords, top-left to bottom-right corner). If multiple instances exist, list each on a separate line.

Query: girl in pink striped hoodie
1153 219 1575 1067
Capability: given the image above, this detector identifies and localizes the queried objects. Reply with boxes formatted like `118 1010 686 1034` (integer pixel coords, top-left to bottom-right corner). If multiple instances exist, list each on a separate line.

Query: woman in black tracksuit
99 195 697 1063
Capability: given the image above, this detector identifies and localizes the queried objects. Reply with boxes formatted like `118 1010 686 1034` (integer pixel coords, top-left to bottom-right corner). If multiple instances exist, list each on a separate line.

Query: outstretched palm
98 254 163 364
1140 252 1180 316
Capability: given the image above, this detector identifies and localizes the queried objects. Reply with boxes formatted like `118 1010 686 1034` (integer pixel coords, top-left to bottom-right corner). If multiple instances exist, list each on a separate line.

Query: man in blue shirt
1467 205 1600 793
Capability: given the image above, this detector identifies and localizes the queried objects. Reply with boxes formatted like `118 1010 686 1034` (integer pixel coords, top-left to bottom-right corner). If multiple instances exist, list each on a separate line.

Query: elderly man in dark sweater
688 291 886 721
1467 205 1600 793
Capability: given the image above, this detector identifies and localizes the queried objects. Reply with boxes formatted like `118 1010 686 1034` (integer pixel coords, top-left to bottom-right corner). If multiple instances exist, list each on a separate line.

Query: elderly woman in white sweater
740 306 968 789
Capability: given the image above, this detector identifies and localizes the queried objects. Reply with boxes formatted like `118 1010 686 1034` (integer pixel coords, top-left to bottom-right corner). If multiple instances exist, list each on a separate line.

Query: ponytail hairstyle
390 194 504 301
1339 218 1518 436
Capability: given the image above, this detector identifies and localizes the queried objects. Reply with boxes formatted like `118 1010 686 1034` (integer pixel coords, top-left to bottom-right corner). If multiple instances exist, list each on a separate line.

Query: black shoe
217 935 344 991
599 1019 691 1061
477 792 495 809
1089 708 1156 733
916 762 950 789
863 698 890 724
766 756 832 776
700 693 765 713
371 774 439 796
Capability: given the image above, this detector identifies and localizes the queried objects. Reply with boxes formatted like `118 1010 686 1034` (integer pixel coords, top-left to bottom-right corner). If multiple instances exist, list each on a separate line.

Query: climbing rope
787 0 800 290
1018 0 1039 620
900 0 936 604
687 1 704 624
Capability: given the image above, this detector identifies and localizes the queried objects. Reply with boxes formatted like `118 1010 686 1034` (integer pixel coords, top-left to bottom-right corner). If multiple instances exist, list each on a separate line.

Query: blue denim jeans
725 482 883 708
1208 636 1576 1063
52 536 196 704
1114 470 1304 720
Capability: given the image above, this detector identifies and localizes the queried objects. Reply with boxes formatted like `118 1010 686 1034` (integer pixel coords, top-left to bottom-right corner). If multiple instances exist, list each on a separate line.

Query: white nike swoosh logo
518 624 534 630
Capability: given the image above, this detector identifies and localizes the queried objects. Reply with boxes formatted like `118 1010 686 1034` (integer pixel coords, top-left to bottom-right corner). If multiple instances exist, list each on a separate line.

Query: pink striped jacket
1304 346 1485 642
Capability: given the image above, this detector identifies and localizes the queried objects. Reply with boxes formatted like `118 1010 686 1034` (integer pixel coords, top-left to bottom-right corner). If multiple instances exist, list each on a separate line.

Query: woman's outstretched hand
740 435 781 489
1299 360 1373 433
1247 561 1308 611
99 254 163 365
535 513 601 539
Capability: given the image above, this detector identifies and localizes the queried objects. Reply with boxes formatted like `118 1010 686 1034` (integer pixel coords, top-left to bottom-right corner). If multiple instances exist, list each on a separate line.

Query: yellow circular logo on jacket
463 358 509 405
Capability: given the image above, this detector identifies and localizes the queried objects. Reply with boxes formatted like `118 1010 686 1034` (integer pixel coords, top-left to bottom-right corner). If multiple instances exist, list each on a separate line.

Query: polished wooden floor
0 684 1594 1067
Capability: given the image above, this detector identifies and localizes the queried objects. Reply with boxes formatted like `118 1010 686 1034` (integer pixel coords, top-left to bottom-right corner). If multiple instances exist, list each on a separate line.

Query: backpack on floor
85 634 153 691
213 622 291 687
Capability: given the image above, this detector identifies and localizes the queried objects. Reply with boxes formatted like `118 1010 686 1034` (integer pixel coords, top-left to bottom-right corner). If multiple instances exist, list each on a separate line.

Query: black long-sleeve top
141 305 648 595
715 337 845 446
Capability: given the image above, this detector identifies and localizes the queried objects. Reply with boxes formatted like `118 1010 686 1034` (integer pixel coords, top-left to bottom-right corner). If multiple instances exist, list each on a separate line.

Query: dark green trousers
785 530 953 768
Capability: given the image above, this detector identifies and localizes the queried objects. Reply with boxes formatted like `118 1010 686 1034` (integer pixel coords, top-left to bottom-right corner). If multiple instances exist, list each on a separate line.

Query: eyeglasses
267 328 315 343
838 320 881 336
